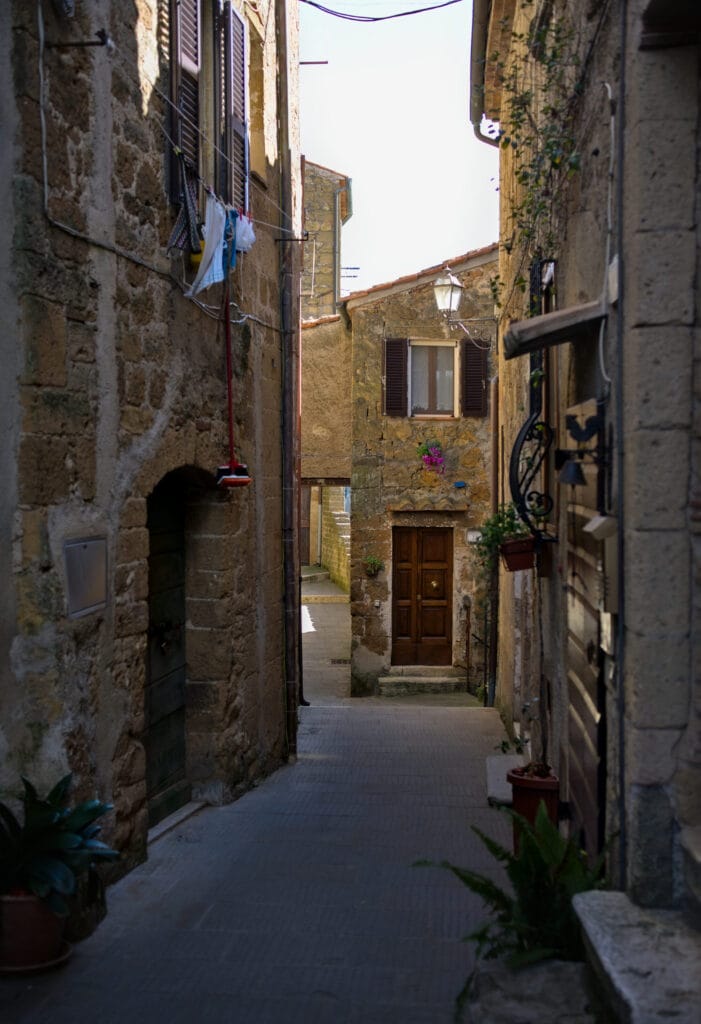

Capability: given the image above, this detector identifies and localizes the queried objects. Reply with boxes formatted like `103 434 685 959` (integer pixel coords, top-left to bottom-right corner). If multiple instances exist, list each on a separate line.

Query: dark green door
145 478 190 827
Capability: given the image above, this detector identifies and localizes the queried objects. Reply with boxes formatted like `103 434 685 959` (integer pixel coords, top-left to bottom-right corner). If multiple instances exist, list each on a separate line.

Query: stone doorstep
302 594 349 604
301 570 330 583
573 890 701 1024
378 676 468 696
384 665 467 677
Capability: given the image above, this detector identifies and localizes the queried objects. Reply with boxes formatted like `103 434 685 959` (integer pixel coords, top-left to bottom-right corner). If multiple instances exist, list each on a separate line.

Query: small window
384 337 488 418
410 344 455 415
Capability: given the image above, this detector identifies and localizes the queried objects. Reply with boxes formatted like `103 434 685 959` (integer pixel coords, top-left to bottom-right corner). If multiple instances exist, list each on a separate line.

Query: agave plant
417 802 607 1020
0 774 119 915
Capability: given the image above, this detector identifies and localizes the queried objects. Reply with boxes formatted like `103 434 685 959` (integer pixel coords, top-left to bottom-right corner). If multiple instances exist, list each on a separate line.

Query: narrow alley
1 579 510 1024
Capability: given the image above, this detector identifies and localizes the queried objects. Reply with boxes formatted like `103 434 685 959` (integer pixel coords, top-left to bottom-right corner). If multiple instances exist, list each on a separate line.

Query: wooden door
145 479 191 827
392 527 452 665
565 399 606 859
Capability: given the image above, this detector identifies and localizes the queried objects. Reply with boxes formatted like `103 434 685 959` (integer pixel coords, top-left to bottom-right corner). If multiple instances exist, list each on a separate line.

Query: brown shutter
213 5 247 209
384 338 408 417
461 339 488 417
214 1 233 202
169 0 200 201
230 8 248 210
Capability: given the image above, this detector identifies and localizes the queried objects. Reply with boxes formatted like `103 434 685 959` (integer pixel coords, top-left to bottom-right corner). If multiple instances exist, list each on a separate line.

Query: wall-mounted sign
64 537 107 618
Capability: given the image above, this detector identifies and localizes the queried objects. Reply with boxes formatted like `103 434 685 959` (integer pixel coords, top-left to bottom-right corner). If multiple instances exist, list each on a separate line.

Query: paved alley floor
2 580 510 1023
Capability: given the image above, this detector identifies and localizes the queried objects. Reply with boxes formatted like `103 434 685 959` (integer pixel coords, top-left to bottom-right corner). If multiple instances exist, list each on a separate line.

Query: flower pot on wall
507 767 559 851
500 537 536 571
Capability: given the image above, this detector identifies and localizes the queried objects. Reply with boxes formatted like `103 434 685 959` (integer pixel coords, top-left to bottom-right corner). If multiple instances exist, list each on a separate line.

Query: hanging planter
417 440 445 474
499 536 537 571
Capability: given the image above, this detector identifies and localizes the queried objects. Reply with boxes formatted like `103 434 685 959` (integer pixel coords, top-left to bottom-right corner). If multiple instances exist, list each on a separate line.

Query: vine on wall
488 2 583 313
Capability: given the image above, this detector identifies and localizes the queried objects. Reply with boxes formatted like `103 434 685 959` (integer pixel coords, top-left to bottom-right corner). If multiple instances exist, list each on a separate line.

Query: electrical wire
299 0 464 22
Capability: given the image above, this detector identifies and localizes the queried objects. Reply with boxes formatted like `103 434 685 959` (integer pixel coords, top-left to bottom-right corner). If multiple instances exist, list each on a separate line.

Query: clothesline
154 108 300 238
142 64 296 231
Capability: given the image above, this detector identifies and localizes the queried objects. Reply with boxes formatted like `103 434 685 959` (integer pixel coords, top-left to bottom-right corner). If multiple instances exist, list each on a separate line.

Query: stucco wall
302 161 350 321
301 316 352 480
2 0 300 869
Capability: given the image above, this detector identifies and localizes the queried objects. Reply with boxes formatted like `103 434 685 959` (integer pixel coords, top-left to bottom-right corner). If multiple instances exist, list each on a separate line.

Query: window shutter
169 0 200 201
461 339 488 417
214 1 233 202
213 4 247 208
230 7 248 210
384 338 408 417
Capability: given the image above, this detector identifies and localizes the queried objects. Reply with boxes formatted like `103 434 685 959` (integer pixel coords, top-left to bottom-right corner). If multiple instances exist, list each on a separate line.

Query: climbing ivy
488 3 583 311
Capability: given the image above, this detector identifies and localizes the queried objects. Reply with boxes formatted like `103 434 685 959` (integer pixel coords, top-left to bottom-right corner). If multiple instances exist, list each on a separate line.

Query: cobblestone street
2 587 509 1023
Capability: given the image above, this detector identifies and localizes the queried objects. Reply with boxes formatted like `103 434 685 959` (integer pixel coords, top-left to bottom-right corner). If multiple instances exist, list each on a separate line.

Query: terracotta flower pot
507 767 559 851
500 537 536 571
0 893 70 973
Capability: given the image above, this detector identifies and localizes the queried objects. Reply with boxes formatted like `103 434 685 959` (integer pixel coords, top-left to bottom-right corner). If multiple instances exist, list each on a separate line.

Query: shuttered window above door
383 337 488 418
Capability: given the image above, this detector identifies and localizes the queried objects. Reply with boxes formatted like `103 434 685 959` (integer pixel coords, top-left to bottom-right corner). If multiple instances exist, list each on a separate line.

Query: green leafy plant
0 774 119 915
363 554 384 577
475 502 531 576
417 802 606 1019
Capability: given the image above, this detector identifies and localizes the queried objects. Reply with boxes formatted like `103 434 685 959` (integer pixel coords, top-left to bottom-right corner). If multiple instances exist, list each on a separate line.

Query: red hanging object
217 281 251 488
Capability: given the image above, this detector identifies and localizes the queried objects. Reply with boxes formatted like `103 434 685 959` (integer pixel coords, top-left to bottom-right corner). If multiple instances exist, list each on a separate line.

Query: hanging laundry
185 193 226 297
222 208 238 274
167 153 202 254
235 213 256 253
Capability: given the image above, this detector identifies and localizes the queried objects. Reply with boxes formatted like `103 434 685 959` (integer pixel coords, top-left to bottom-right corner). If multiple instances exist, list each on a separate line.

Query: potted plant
502 697 559 848
362 555 384 578
416 440 445 474
475 502 535 572
0 773 119 972
417 802 606 1021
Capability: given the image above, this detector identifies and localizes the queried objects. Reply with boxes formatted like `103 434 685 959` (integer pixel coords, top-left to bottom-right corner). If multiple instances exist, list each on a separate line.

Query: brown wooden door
145 478 191 827
392 527 452 665
565 399 606 860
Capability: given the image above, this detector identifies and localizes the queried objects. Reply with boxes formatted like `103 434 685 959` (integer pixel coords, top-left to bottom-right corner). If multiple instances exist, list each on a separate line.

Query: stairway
377 665 468 697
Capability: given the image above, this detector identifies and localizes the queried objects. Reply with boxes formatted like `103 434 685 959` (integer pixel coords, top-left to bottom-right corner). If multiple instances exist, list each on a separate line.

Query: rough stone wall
301 162 350 320
485 0 700 911
346 251 498 693
320 487 350 591
620 12 699 911
2 0 300 870
300 317 352 480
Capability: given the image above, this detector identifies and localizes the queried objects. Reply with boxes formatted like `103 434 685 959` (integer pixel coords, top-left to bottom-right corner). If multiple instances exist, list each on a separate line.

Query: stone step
384 665 466 678
378 675 468 697
302 570 330 583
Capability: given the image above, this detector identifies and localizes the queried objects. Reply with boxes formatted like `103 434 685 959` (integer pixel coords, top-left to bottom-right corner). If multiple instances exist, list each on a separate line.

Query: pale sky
299 0 499 294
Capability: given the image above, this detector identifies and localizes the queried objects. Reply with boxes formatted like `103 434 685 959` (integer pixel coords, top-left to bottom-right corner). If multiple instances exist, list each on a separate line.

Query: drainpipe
487 374 499 706
470 0 500 148
276 0 300 755
613 0 628 891
333 182 349 308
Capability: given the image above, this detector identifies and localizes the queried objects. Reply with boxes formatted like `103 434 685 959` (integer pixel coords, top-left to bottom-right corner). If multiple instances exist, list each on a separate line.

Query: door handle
430 579 439 590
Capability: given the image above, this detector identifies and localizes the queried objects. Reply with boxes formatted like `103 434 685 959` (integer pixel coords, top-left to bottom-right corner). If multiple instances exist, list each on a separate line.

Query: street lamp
433 269 464 317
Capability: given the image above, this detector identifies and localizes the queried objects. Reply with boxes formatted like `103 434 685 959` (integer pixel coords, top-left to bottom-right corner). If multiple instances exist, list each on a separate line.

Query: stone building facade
299 160 353 578
344 248 498 695
301 161 352 321
471 0 700 922
0 0 302 871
